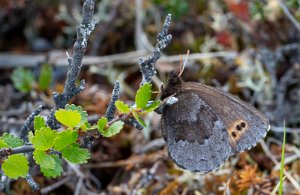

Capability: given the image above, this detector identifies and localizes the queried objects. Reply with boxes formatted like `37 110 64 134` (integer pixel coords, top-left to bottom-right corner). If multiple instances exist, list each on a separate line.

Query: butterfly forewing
182 82 270 153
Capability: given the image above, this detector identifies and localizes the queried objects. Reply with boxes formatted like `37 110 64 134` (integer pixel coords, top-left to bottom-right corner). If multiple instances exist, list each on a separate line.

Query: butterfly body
160 72 270 173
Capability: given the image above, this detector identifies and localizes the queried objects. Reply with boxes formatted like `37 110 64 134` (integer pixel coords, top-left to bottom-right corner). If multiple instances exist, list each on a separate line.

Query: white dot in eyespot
166 96 178 105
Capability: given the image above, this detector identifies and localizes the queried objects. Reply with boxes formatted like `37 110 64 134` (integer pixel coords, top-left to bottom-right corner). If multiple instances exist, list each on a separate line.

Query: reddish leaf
224 0 250 22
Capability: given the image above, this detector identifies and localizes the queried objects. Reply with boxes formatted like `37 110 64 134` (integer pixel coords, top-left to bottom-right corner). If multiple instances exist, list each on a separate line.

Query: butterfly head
160 71 183 100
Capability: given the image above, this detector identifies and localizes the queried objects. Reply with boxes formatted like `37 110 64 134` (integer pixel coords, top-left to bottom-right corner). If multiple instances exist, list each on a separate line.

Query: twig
274 153 300 170
270 126 300 133
260 140 300 191
25 174 40 191
74 177 84 195
135 0 144 50
0 145 35 159
0 174 9 191
105 81 120 121
20 105 43 142
40 176 72 194
89 0 122 55
277 0 300 33
104 14 174 130
83 150 166 169
69 163 85 178
46 0 99 129
274 68 294 124
131 162 160 195
135 138 165 154
159 51 237 62
139 14 172 84
0 50 238 68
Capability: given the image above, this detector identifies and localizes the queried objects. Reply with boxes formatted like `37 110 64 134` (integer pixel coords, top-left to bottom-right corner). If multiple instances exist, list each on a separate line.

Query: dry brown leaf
235 164 263 191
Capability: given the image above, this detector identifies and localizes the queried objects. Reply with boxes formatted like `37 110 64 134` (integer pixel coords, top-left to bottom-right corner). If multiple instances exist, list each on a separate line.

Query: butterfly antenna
178 54 183 77
178 50 190 77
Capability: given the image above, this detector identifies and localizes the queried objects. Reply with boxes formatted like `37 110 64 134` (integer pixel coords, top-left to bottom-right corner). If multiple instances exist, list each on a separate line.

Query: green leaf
55 109 81 128
28 132 34 143
133 112 146 127
1 133 24 148
97 117 108 132
100 121 124 137
80 121 91 131
38 63 53 91
33 150 56 169
271 176 286 195
40 154 63 178
0 139 8 148
135 83 152 109
279 123 286 195
34 116 46 130
54 129 78 151
144 100 161 112
115 100 130 114
62 144 90 164
2 154 29 179
65 104 88 125
31 127 57 151
11 68 35 93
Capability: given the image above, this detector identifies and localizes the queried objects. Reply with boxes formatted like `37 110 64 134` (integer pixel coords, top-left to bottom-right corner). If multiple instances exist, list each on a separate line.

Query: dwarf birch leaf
0 139 8 148
33 150 56 169
132 112 146 127
55 109 81 128
115 100 130 114
2 133 23 148
135 83 152 109
38 63 53 91
65 104 88 125
80 121 91 131
31 127 57 150
2 154 29 179
97 117 108 132
144 100 161 112
40 154 63 178
11 68 35 93
100 121 124 137
34 116 46 130
54 129 78 151
62 144 90 164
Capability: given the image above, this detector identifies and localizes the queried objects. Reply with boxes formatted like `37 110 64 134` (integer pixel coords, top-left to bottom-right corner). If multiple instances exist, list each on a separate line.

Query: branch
139 14 172 84
0 145 35 160
47 0 99 129
105 81 120 121
20 105 43 142
0 175 9 191
101 15 173 130
25 174 40 191
277 0 300 33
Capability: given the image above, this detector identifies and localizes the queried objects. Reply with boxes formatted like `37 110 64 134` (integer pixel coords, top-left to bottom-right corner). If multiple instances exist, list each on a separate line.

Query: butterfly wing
182 82 270 154
161 91 232 172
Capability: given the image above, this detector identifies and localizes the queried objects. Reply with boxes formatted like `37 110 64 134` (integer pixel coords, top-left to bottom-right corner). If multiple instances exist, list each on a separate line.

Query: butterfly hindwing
161 91 232 172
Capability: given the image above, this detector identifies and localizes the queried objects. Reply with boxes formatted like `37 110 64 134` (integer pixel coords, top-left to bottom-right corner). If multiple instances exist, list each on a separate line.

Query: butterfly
160 71 270 172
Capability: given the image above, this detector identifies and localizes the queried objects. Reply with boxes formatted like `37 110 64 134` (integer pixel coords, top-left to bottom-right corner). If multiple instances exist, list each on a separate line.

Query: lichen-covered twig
139 14 172 84
104 14 174 128
105 81 120 121
0 145 35 159
121 14 172 129
25 174 40 191
47 0 99 129
0 175 9 191
125 117 143 130
20 105 43 142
